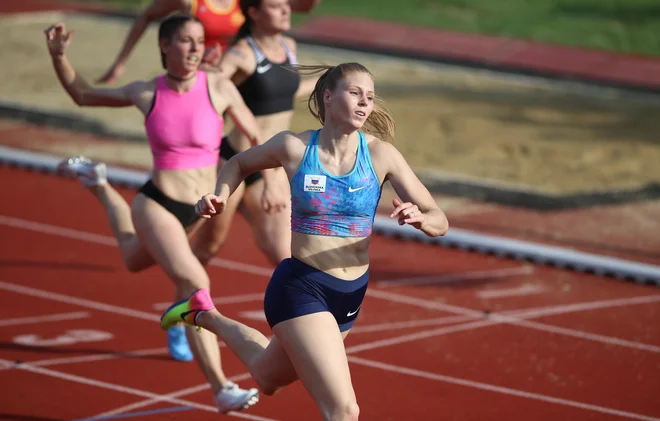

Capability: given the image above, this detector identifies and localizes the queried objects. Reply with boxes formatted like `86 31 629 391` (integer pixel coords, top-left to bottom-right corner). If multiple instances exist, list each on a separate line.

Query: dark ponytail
158 14 201 69
230 0 261 46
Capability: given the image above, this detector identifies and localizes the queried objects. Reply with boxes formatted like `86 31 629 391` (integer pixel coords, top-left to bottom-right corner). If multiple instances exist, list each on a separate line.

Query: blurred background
1 1 659 420
4 0 660 197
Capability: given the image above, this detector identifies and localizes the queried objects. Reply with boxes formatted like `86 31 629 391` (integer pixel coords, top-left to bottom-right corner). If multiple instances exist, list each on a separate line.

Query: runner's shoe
167 325 194 362
160 288 215 331
57 155 107 187
215 381 260 413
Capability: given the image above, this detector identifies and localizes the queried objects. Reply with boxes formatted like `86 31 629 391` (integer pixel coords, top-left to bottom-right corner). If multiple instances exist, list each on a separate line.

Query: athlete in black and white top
191 0 318 267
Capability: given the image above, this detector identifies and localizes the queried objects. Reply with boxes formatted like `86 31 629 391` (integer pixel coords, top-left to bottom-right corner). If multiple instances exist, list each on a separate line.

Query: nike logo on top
348 186 366 193
256 64 272 74
347 306 361 317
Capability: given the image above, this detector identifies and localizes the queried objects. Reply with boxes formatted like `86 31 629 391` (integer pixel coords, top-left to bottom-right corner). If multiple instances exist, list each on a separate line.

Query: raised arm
215 45 246 83
96 0 187 84
45 23 145 108
380 142 449 237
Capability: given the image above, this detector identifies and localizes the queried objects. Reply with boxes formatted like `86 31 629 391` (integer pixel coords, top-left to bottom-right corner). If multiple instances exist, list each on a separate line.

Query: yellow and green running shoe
160 288 215 331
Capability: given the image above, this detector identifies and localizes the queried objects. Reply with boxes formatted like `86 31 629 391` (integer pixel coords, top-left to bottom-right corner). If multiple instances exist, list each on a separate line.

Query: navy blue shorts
263 257 369 332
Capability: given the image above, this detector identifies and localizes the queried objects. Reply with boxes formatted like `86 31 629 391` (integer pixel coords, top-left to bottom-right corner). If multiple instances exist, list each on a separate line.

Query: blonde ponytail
296 63 396 140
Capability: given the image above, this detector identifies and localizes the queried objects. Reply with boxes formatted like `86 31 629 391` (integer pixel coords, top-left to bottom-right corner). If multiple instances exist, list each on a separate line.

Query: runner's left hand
390 198 425 230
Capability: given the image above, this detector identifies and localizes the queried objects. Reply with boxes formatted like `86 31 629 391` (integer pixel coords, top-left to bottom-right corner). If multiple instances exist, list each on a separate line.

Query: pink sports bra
145 71 224 170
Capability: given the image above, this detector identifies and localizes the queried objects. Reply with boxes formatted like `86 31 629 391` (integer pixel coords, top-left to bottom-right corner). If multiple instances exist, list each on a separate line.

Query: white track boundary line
505 295 660 319
0 277 476 344
0 311 89 327
3 353 658 421
0 347 165 372
476 283 546 299
91 372 253 420
368 289 660 319
346 318 498 353
359 290 660 353
2 216 660 360
3 275 660 358
2 275 657 364
377 266 534 288
349 314 478 333
1 282 659 419
3 145 658 283
0 280 160 322
0 215 273 276
1 344 223 372
0 215 117 245
352 293 660 336
347 356 660 421
1 360 281 421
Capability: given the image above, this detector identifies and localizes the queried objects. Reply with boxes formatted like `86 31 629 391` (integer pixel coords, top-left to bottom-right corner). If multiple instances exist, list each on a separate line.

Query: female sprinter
161 62 449 420
96 0 321 83
96 0 320 361
191 0 320 268
43 15 283 412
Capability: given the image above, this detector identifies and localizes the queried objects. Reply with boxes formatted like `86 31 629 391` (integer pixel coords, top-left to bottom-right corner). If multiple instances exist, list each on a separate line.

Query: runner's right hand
96 63 125 84
195 194 227 218
44 23 73 57
202 43 223 67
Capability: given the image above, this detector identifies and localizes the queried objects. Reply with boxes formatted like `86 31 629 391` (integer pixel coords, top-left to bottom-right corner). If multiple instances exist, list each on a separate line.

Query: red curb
293 16 660 91
0 0 110 15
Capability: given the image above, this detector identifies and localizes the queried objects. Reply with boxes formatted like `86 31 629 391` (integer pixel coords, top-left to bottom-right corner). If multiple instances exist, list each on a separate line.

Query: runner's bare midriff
292 231 371 280
151 165 218 204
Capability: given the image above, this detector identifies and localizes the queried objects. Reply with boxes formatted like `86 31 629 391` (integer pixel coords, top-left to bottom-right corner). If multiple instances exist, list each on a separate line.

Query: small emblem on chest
304 175 326 192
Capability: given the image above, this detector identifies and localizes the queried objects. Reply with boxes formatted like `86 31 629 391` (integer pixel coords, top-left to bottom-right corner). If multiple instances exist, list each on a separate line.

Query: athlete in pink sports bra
145 70 224 171
44 15 281 413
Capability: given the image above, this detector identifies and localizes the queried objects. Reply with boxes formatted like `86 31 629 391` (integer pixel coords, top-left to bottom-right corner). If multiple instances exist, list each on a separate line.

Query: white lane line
377 266 534 288
348 356 660 421
3 360 283 421
476 283 546 299
0 311 90 327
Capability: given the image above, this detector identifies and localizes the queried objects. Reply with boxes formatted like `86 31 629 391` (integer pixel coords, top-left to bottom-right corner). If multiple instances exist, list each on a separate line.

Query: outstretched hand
195 194 227 218
44 23 73 57
390 198 425 230
96 63 125 84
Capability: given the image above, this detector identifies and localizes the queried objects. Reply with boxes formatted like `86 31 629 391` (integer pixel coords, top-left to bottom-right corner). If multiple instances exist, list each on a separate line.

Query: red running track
1 166 659 421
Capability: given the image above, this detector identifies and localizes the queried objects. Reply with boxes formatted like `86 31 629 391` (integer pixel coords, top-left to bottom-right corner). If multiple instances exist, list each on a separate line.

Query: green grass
94 0 660 56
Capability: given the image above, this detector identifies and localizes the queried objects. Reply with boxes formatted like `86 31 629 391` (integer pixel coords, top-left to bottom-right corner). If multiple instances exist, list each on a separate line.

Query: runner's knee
192 225 229 264
325 402 359 421
123 255 150 273
164 267 210 298
250 369 285 397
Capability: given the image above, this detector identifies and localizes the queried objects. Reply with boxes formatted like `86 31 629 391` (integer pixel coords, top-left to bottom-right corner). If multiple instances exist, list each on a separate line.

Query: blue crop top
290 130 382 237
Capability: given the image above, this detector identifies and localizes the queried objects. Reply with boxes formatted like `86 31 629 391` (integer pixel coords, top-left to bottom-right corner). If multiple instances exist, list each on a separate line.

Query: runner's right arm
46 23 144 107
